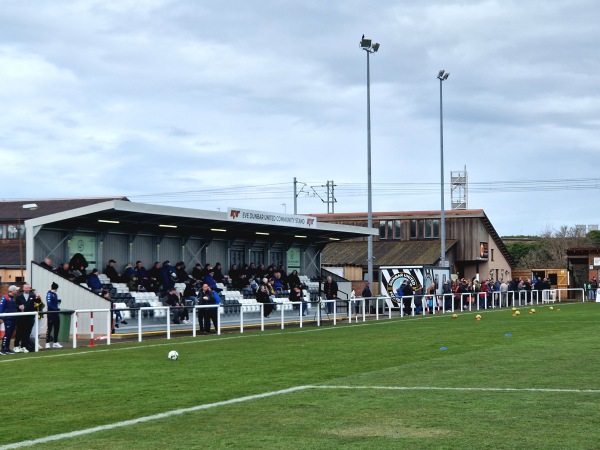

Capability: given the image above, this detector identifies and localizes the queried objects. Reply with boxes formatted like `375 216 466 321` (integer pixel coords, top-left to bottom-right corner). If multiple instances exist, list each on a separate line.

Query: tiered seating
98 273 110 283
299 276 319 294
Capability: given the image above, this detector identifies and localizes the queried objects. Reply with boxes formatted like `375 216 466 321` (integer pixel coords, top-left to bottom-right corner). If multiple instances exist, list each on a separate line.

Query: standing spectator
524 278 532 304
87 269 103 294
401 280 414 315
197 283 219 334
14 284 37 353
361 282 372 314
31 290 45 350
589 277 598 301
160 260 176 294
104 259 122 283
323 276 338 314
500 279 509 307
0 285 20 354
45 282 63 349
442 280 452 311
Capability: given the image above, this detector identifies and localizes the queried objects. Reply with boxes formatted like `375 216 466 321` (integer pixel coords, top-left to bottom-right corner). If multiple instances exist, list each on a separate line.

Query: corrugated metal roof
322 240 458 267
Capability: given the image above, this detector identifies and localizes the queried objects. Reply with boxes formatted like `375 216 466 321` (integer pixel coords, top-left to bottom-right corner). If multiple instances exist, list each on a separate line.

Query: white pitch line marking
2 384 598 449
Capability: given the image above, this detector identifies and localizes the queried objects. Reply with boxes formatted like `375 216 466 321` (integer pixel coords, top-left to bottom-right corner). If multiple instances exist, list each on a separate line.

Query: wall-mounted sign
228 208 317 229
594 257 600 266
68 235 97 267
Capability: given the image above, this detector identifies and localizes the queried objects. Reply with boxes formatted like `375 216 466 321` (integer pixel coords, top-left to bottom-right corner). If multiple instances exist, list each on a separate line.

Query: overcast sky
1 0 599 236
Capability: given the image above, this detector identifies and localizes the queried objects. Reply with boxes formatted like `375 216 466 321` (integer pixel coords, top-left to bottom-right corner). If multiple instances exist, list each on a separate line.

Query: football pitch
2 303 599 449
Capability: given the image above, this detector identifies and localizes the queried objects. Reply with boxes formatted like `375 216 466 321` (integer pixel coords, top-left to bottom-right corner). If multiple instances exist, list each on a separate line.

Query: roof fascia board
25 200 121 228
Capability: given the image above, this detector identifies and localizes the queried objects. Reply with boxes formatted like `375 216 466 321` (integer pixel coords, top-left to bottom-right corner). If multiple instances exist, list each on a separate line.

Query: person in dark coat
256 284 275 317
323 276 338 314
289 285 307 316
104 259 122 283
14 284 38 353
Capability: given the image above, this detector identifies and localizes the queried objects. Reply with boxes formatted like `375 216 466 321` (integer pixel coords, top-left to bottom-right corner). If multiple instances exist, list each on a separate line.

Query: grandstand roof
24 200 377 245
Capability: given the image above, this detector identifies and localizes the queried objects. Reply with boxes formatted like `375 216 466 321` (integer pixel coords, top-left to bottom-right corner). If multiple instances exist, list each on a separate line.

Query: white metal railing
1 287 590 350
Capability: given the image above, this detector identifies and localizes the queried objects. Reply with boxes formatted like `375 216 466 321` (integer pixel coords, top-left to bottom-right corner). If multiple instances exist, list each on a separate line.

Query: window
380 220 401 240
491 248 495 262
7 224 21 239
0 224 5 239
410 220 418 239
394 220 401 239
379 220 387 239
424 219 440 238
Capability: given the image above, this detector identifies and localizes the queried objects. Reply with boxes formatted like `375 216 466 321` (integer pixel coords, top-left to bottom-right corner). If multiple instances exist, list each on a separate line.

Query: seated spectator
256 284 275 317
287 270 301 289
213 262 224 283
56 262 74 281
228 264 242 288
174 262 190 283
133 261 150 289
127 276 139 293
271 272 284 292
69 252 89 284
103 289 127 328
204 269 222 292
104 259 122 283
289 285 307 315
191 263 203 282
87 269 103 293
245 263 257 279
165 287 190 325
266 279 277 301
148 261 162 293
39 257 55 271
123 263 135 282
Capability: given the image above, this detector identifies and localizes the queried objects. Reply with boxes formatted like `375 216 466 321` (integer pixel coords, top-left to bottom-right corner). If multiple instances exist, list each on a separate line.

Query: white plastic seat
114 302 130 320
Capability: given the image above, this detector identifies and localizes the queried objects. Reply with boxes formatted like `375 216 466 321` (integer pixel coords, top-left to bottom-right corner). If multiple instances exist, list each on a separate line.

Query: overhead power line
127 178 600 204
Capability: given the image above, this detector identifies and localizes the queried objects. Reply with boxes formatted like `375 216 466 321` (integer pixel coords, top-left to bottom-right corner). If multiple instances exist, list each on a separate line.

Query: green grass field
2 303 599 449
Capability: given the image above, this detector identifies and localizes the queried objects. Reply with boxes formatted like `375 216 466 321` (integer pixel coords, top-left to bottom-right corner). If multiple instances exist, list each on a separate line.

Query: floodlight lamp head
372 43 380 52
437 70 445 79
360 38 372 48
443 72 450 80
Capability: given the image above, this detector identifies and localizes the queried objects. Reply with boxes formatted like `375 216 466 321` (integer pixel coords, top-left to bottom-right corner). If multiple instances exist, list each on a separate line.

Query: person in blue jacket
86 269 103 293
45 282 63 349
203 269 222 292
0 285 20 354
